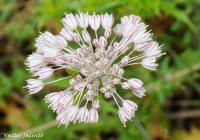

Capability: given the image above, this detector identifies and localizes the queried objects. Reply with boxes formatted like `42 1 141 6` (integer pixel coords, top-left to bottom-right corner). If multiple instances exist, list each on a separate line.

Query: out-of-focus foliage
0 0 200 140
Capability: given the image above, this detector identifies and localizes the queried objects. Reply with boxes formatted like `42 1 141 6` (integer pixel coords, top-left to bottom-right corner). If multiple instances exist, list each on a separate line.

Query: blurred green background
1 0 200 140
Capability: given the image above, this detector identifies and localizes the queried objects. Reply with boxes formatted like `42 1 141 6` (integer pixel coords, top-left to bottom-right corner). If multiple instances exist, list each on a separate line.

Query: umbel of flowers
25 12 164 127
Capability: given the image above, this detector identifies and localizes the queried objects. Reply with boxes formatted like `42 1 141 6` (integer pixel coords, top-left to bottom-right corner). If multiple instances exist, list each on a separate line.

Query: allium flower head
25 12 164 127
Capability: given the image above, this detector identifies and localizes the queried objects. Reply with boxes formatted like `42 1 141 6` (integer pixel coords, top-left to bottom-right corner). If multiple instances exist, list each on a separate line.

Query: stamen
129 54 144 61
110 73 129 82
127 62 140 66
76 81 88 106
45 76 70 85
95 31 98 40
112 94 121 108
127 48 136 56
114 91 124 101
75 29 86 46
128 55 146 64
109 37 132 65
106 35 117 54
63 48 75 53
79 93 87 105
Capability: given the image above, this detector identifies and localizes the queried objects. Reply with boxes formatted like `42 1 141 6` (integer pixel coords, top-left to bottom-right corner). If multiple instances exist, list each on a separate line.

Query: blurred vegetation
0 0 200 140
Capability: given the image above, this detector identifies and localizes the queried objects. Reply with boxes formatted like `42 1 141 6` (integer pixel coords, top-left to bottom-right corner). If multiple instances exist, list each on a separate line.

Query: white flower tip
26 79 44 94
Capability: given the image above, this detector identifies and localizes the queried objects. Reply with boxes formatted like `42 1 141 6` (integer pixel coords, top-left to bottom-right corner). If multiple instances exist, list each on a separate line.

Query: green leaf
161 2 197 33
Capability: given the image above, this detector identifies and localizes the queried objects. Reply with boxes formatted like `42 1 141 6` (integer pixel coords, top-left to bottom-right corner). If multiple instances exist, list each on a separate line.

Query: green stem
133 116 151 140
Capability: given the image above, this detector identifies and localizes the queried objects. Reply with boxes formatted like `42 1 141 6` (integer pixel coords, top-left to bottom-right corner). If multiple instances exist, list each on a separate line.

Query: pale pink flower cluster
25 12 164 127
